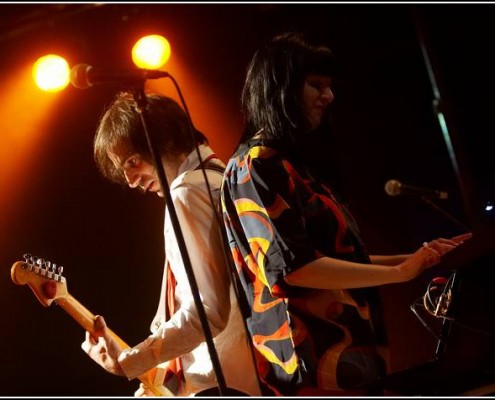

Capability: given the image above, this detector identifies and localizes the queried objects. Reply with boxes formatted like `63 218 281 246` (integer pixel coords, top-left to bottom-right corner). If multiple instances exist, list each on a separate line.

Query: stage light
32 55 70 92
132 34 171 69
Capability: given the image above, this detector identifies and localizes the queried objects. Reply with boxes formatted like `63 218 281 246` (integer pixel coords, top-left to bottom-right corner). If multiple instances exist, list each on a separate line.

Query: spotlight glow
132 35 171 69
32 55 70 92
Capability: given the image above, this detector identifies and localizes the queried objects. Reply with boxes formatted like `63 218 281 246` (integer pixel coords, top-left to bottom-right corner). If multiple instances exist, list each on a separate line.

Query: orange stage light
32 54 70 93
0 63 66 229
132 35 171 70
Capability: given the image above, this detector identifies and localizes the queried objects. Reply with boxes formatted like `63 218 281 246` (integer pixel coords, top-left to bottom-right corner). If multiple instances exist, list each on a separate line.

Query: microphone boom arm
419 195 471 233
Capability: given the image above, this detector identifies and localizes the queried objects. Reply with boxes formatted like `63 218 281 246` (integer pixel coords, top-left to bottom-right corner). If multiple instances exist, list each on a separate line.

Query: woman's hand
398 232 472 280
81 315 125 376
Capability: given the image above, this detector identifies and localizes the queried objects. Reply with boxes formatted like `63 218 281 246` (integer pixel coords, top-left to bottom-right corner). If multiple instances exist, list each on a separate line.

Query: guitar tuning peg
46 261 55 279
37 258 48 276
23 253 32 263
57 266 64 282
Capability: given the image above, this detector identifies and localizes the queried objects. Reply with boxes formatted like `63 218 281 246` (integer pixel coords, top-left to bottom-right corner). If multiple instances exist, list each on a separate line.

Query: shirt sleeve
118 173 231 380
224 151 320 294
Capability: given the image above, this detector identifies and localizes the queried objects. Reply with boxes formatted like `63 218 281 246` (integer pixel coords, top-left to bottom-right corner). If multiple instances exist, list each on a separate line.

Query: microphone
385 179 449 200
70 63 169 89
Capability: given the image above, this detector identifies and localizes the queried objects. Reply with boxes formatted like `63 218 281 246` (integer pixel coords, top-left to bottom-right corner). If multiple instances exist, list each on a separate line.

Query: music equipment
385 228 495 396
10 253 173 397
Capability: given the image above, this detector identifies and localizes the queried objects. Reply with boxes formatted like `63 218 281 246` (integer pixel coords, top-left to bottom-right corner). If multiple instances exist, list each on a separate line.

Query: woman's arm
285 233 472 289
369 254 411 266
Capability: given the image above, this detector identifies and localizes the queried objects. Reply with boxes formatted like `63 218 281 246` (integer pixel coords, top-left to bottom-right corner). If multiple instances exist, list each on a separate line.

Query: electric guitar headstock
11 253 67 307
11 253 175 397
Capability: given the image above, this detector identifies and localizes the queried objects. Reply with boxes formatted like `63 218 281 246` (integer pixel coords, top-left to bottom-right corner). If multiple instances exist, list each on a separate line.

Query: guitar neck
55 294 173 397
56 294 129 349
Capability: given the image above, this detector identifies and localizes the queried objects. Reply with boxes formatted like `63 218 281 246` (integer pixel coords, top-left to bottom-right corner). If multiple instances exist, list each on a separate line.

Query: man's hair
241 31 335 145
94 92 207 184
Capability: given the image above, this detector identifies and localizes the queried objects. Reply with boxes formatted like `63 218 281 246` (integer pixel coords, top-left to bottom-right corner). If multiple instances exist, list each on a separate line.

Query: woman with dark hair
221 32 471 396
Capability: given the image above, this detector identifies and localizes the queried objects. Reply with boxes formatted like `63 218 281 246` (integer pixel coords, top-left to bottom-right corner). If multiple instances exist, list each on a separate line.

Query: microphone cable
161 73 265 396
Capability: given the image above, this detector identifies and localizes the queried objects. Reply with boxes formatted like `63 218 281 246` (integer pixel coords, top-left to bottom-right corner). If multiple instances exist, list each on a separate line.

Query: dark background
1 3 494 396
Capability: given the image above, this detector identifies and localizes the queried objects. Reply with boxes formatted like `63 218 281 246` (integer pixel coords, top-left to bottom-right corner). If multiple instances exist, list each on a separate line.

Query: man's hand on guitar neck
81 315 125 376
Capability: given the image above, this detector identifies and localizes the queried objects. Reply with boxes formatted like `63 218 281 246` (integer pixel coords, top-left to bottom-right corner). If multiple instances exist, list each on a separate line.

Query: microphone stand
411 6 480 231
129 83 227 396
419 196 471 233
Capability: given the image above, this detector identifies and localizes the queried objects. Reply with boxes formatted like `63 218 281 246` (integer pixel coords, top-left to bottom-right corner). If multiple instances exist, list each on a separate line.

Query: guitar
11 253 174 397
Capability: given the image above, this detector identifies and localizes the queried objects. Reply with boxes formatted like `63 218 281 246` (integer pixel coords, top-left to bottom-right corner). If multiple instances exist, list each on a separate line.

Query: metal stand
434 270 459 359
411 6 479 231
129 84 227 396
419 196 470 234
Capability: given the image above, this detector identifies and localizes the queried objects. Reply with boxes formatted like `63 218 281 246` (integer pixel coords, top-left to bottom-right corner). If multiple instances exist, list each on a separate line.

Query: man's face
108 151 164 197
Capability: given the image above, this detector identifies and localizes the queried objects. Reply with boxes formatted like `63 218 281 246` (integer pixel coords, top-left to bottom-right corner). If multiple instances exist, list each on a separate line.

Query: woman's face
301 74 334 130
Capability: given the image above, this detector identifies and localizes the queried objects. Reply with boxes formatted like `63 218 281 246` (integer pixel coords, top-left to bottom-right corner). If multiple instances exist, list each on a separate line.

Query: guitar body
11 254 174 397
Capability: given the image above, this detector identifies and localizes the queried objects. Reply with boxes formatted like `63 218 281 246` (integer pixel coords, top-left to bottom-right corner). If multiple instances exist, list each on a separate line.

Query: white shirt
118 144 261 396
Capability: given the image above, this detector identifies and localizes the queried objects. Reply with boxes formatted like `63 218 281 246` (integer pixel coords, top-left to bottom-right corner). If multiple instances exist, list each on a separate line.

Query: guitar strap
160 152 263 396
163 152 220 313
160 155 222 395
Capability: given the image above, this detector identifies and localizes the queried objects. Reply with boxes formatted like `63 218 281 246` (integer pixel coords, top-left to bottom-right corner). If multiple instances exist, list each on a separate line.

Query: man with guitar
80 92 261 396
